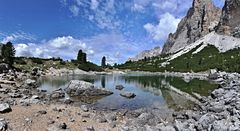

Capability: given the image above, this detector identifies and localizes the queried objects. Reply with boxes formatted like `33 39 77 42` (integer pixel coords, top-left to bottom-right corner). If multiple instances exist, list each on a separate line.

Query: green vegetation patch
117 44 240 73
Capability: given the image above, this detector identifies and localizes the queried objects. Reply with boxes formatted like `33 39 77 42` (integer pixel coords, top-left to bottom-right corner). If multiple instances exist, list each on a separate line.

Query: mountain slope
119 0 240 73
118 44 240 73
164 32 240 63
162 0 221 54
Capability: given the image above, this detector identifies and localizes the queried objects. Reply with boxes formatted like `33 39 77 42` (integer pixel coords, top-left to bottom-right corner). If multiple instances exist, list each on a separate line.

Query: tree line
0 41 113 71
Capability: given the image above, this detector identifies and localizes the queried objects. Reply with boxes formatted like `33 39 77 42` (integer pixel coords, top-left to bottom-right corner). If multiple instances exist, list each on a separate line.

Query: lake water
38 74 218 110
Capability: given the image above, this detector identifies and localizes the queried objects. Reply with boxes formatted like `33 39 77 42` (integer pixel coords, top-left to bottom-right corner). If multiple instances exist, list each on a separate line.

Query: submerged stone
120 91 136 99
65 80 113 97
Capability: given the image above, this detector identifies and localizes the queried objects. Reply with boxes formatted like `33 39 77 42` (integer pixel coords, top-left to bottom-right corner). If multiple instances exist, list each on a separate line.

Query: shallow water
38 74 218 110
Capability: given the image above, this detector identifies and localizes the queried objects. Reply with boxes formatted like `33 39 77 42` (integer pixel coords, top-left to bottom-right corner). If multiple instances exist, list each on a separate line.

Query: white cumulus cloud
144 12 181 41
15 36 94 60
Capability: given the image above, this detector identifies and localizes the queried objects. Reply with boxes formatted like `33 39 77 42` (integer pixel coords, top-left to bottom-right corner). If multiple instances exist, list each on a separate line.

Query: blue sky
0 0 225 64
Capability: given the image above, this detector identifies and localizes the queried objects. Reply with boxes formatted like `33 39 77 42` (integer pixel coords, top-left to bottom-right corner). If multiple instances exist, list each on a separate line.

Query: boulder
211 120 229 131
95 116 107 123
31 67 42 76
24 79 37 87
8 93 22 98
0 63 9 74
105 114 117 123
174 120 195 131
19 95 40 105
0 119 7 131
63 98 73 104
134 113 154 126
157 124 175 131
38 110 47 115
211 88 225 99
0 103 12 113
120 91 136 98
50 88 65 99
58 123 67 129
208 69 219 80
196 113 216 130
208 102 225 113
80 105 89 112
115 85 124 90
65 80 113 97
84 126 95 131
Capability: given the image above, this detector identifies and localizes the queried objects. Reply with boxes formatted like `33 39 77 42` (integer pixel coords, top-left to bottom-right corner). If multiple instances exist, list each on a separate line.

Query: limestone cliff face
217 0 240 38
128 47 162 62
162 0 221 54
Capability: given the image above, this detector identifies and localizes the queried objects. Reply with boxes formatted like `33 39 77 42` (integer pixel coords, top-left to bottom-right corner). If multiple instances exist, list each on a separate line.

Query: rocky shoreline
0 66 240 130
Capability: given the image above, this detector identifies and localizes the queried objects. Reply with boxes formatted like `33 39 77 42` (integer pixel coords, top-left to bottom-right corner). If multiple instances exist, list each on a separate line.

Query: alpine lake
38 73 218 111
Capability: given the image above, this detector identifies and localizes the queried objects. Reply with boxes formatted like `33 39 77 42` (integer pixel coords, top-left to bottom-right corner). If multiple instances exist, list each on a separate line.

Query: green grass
14 57 103 72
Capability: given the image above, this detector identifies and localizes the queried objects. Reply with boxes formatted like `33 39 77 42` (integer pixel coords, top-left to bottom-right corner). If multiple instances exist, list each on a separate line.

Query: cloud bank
144 13 181 41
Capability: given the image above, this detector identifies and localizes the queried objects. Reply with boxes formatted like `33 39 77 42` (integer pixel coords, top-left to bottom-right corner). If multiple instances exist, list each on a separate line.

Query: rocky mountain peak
128 46 162 62
217 0 240 37
162 0 221 54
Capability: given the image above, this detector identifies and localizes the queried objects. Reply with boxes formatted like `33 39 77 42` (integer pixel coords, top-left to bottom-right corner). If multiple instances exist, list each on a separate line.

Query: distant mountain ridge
128 47 162 62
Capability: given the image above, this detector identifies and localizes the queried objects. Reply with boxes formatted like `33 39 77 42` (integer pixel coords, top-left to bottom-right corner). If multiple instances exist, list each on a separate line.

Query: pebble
81 105 89 112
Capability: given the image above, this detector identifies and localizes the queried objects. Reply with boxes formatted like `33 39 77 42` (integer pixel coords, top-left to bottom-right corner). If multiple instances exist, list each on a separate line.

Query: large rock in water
162 0 221 54
65 80 113 97
120 91 136 99
216 0 240 38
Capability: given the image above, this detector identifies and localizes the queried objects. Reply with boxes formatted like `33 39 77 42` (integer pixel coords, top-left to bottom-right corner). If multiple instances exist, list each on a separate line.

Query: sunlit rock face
128 46 162 62
216 0 240 38
162 0 221 54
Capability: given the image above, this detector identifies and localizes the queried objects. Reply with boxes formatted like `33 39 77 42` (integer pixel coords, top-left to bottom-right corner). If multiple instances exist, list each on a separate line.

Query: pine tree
77 50 83 62
2 42 15 66
101 56 106 67
82 53 87 63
